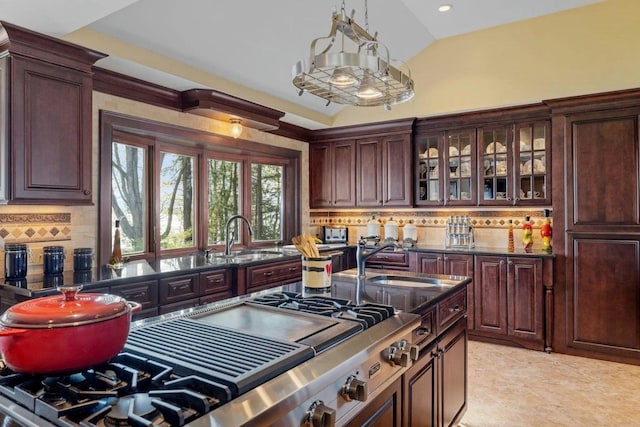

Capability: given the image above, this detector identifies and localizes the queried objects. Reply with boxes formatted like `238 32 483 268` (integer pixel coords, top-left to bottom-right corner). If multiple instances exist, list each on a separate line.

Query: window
111 137 149 257
207 158 241 245
159 151 195 250
251 163 283 242
99 112 301 265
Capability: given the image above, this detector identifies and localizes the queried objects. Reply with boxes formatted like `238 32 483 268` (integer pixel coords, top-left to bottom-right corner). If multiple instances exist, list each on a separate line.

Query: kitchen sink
210 249 284 263
368 275 458 288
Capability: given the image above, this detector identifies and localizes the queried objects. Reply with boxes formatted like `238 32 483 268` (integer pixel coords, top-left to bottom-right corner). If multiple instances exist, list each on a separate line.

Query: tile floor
459 340 640 426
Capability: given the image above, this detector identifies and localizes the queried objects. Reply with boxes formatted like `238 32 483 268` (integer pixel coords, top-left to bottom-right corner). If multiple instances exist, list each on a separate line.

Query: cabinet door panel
11 56 92 203
571 114 640 227
474 256 507 334
309 143 332 208
569 237 640 353
357 138 382 206
507 257 543 341
403 342 436 427
383 134 412 206
439 318 468 427
416 253 442 274
333 140 356 206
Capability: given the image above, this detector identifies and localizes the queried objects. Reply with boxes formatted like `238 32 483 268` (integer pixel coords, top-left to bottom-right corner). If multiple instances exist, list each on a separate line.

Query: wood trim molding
93 67 183 110
414 103 551 132
544 88 640 115
0 21 106 72
311 118 416 142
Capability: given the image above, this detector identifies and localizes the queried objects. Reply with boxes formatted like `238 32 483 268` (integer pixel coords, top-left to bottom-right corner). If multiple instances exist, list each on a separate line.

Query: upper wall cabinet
0 22 106 205
309 140 356 208
310 118 414 209
415 105 551 207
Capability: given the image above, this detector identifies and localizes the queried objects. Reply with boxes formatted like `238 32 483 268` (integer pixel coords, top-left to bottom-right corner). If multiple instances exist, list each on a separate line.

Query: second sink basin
368 275 457 288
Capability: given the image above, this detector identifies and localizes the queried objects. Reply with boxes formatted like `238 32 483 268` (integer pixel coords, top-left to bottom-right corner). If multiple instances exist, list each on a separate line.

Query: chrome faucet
356 237 402 279
224 215 254 256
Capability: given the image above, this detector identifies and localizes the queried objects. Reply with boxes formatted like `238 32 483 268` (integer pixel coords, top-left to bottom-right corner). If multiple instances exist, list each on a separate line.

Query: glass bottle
541 209 552 252
522 215 533 252
109 220 123 267
507 220 515 253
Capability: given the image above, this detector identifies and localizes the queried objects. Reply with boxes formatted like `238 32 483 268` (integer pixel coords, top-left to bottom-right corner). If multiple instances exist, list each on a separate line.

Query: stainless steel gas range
0 290 420 426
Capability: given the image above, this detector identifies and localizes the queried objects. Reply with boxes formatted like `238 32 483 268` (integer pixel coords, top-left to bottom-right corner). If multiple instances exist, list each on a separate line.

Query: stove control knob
384 345 412 368
409 344 420 361
342 375 368 402
306 400 336 427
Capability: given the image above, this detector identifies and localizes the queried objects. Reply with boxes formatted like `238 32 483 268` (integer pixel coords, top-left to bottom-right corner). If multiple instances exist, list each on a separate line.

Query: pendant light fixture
292 0 414 109
229 118 243 138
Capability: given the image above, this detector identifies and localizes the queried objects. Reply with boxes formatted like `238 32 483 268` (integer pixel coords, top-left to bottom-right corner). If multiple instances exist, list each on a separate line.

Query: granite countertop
0 242 551 298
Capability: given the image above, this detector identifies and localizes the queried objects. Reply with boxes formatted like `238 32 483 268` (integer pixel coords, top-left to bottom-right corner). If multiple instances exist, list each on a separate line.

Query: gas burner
248 293 395 329
100 393 160 427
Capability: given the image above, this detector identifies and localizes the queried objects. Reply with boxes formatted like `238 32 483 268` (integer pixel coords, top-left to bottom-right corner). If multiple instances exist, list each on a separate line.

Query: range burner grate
125 318 315 396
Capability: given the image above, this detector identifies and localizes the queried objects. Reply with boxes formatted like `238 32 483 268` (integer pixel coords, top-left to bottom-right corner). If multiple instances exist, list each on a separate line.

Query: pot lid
0 286 128 328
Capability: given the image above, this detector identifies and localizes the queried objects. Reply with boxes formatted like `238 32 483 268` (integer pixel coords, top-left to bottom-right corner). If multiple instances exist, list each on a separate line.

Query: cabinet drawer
159 274 199 304
412 306 437 350
438 288 467 332
246 260 302 289
199 269 232 295
365 251 409 268
111 280 158 309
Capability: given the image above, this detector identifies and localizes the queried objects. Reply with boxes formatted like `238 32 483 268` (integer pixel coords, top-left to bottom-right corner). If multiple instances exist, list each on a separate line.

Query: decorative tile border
310 209 552 229
0 213 72 243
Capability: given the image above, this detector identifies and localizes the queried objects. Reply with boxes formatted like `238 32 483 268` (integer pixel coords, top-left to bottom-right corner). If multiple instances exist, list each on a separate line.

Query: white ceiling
1 0 603 128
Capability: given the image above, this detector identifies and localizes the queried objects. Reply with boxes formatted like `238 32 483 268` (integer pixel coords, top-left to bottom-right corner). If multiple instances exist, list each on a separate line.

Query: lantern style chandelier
292 0 414 109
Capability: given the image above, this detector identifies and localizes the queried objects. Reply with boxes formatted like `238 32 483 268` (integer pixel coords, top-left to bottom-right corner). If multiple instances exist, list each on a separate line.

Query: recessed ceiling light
438 4 452 12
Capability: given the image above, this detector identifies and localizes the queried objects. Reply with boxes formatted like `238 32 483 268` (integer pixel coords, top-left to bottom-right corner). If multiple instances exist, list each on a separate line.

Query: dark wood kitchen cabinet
413 105 551 207
309 140 356 208
0 22 106 204
311 118 414 208
159 273 200 314
240 258 302 294
109 279 159 320
404 314 467 427
548 90 640 364
198 268 233 304
471 255 548 351
357 134 412 207
412 252 474 329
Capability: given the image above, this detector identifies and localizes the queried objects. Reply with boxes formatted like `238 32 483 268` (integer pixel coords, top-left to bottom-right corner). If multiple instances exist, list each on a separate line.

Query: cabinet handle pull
415 327 432 336
448 305 462 313
263 271 274 277
500 260 504 266
288 267 298 271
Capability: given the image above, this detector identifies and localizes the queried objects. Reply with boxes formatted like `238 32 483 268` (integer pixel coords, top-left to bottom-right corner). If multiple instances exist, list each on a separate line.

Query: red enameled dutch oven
0 285 141 374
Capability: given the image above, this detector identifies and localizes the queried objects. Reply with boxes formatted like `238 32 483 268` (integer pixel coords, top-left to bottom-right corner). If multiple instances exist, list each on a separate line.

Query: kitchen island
0 268 470 427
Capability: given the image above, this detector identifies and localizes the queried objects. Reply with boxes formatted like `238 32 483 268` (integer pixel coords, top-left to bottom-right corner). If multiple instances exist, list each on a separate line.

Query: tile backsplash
310 209 552 249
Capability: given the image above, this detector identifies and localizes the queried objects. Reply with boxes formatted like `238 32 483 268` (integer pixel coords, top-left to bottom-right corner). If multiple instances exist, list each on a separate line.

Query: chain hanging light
292 0 414 109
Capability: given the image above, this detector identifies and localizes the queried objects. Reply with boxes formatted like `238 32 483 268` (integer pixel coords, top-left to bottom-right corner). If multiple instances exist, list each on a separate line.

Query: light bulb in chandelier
229 118 243 139
328 67 358 87
356 73 383 99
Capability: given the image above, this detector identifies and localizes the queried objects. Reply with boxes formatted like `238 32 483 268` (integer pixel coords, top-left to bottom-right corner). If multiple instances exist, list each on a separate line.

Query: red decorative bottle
522 215 533 252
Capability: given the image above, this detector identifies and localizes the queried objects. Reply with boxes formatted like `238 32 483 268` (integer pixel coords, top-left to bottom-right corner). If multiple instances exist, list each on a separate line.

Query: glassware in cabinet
516 122 549 204
416 133 443 204
479 126 511 204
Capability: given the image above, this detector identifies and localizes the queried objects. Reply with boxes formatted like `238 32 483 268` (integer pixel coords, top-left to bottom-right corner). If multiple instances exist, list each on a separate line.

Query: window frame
99 111 301 266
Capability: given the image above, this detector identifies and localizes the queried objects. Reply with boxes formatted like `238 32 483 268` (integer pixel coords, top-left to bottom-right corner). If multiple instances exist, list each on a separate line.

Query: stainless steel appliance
322 226 348 244
0 292 420 426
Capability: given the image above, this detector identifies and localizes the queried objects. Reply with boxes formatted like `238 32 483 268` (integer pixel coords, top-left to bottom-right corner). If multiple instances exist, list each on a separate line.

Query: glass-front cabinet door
415 132 443 205
515 121 550 204
479 125 512 205
445 129 476 206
